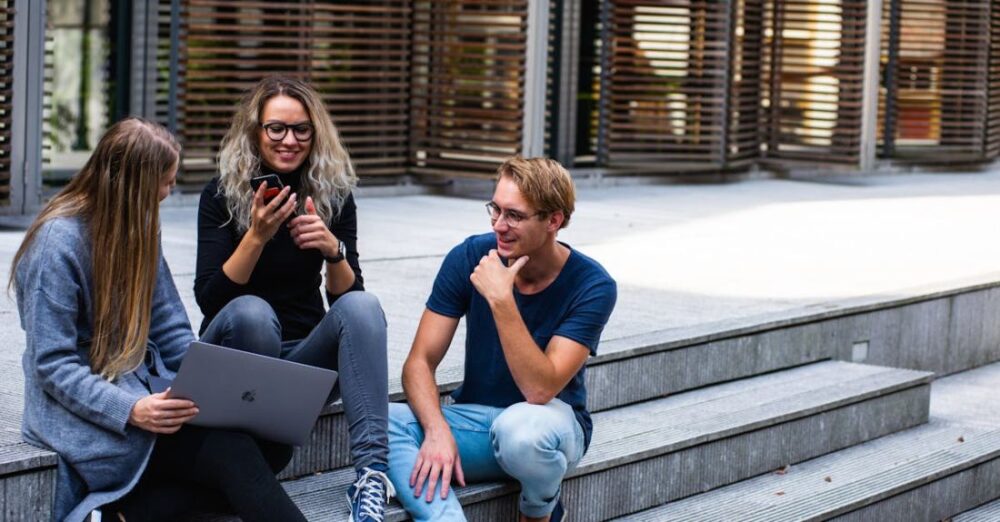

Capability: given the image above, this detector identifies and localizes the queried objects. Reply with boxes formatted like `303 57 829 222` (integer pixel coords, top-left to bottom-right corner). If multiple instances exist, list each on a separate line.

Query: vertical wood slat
762 0 867 163
408 0 528 179
0 1 12 202
605 0 732 168
727 0 764 163
163 0 411 186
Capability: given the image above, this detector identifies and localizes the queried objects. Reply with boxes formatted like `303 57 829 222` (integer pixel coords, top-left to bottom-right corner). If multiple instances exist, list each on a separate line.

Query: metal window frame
8 0 45 215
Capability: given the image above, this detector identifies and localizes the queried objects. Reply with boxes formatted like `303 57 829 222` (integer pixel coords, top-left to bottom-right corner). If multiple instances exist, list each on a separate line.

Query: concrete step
954 498 1000 521
0 390 56 521
284 361 931 521
615 420 1000 522
281 323 834 479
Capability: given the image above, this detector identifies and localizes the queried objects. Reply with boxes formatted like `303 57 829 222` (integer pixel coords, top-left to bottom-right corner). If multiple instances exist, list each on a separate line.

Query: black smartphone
249 174 284 201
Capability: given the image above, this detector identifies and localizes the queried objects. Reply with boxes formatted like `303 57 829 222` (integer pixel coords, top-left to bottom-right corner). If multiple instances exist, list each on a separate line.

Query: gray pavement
3 170 1000 393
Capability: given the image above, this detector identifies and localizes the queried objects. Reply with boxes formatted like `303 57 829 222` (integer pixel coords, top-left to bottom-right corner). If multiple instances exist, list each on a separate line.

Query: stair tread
614 420 1000 521
281 361 930 521
954 498 1000 521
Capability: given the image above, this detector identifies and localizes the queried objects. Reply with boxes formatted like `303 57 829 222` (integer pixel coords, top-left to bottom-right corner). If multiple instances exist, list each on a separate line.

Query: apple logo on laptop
241 390 256 403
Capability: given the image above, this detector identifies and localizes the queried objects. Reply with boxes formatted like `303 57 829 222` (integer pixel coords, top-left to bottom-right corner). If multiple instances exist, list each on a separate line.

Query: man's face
490 176 551 259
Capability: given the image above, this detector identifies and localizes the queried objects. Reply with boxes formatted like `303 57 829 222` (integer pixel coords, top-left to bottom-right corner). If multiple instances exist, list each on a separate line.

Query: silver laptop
159 341 338 446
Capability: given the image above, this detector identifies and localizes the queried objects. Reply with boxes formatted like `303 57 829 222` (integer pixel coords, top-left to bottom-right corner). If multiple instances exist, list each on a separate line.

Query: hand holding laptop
128 389 199 434
154 341 338 446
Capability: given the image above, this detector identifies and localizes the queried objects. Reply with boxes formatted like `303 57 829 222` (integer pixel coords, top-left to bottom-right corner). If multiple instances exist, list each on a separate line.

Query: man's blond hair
496 156 575 229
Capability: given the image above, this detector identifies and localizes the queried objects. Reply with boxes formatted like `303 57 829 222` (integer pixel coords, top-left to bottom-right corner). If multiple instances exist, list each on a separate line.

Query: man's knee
490 402 571 479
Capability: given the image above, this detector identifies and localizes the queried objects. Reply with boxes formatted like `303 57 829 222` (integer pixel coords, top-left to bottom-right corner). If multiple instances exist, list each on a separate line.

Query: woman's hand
288 196 339 259
247 181 297 244
128 389 199 434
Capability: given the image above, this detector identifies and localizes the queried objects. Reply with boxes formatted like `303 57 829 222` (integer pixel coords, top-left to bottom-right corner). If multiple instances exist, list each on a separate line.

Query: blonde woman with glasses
12 118 307 521
194 76 392 522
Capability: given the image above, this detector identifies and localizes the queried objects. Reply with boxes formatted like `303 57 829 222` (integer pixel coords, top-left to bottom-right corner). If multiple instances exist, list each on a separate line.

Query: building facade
1 0 999 213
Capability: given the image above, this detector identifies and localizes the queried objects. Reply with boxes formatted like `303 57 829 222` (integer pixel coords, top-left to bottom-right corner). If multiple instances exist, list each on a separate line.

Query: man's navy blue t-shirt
426 233 617 450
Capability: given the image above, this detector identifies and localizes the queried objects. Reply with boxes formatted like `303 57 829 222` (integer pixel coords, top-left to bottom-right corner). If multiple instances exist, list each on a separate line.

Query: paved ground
3 170 1000 393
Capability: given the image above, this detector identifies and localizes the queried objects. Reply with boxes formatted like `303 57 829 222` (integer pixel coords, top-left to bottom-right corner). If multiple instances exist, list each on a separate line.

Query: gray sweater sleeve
18 221 142 435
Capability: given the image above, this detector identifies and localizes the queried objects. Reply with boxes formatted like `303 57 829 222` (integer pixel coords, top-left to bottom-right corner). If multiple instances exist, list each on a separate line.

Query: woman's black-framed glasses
485 202 543 228
260 122 314 142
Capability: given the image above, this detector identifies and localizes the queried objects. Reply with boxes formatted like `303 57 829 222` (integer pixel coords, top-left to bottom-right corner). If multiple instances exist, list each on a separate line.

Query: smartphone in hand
249 174 284 202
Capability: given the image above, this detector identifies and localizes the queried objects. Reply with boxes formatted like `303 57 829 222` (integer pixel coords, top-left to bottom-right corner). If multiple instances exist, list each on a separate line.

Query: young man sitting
386 157 617 521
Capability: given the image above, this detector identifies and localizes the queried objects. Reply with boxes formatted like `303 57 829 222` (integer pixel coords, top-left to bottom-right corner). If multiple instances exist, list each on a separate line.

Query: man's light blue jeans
387 399 585 521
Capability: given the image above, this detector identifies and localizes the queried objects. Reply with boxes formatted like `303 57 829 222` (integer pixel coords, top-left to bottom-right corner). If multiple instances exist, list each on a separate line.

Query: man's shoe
347 467 396 522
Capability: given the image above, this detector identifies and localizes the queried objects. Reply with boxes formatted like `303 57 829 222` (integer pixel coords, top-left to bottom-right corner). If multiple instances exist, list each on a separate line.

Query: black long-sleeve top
194 170 364 341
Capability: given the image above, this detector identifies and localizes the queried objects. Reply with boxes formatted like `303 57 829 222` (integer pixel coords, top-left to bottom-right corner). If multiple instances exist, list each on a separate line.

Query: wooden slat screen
727 0 765 163
762 0 867 163
0 1 10 203
882 0 991 159
170 0 411 186
408 0 527 178
605 0 731 169
988 0 1000 158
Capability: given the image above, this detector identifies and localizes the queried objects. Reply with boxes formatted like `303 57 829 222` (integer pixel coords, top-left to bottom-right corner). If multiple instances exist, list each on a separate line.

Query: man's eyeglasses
485 202 544 228
260 122 314 142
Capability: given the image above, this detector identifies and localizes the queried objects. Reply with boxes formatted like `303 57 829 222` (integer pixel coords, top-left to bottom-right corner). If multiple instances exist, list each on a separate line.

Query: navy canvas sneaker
347 467 396 522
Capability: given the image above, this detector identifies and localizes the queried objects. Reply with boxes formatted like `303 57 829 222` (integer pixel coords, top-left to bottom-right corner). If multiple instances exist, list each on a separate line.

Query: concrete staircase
5 281 1000 521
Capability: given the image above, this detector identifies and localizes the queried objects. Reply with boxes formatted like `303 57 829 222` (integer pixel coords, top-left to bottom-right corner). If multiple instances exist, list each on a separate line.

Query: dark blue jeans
201 292 389 471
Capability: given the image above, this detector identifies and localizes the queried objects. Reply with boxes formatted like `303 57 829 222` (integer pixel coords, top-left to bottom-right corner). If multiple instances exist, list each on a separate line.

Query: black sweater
194 170 364 340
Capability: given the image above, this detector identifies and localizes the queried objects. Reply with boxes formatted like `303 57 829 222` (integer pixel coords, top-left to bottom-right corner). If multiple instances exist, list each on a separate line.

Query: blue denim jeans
200 293 389 471
387 400 585 521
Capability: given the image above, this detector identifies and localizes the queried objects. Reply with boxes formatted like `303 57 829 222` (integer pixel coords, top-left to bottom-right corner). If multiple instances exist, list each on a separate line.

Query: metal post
718 0 736 166
130 0 160 119
8 0 46 215
522 0 550 158
882 0 901 158
551 0 581 167
860 0 884 172
596 0 611 166
168 0 181 134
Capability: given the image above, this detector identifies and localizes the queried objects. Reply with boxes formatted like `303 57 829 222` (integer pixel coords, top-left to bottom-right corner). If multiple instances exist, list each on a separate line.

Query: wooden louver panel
606 0 732 168
409 0 528 178
0 1 12 203
762 0 867 163
988 0 1000 158
172 0 411 186
882 0 991 158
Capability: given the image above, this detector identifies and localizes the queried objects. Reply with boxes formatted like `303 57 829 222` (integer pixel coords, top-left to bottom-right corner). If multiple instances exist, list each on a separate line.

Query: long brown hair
217 75 356 233
11 118 180 380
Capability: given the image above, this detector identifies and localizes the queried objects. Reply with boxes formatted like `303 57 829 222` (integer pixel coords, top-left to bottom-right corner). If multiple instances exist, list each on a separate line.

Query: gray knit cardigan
15 216 195 521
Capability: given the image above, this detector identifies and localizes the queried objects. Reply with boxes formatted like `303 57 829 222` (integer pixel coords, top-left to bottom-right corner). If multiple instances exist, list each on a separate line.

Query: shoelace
351 468 397 522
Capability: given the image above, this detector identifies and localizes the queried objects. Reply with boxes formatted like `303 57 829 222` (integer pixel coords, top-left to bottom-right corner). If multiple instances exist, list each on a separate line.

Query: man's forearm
402 358 451 434
490 297 559 403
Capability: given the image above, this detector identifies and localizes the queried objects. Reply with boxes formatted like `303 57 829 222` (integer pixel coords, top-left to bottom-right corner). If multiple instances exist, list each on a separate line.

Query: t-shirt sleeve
426 240 474 318
553 278 617 356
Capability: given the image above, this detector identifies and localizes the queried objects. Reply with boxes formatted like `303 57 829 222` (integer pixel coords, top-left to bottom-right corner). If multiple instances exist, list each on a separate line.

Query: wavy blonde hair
11 118 179 381
216 76 356 232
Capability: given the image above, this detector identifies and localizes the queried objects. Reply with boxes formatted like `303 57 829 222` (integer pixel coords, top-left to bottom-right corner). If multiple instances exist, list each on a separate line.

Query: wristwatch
324 239 346 264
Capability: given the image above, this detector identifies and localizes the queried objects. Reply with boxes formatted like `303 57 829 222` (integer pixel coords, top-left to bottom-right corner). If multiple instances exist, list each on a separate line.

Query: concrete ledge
622 422 1000 522
287 361 930 521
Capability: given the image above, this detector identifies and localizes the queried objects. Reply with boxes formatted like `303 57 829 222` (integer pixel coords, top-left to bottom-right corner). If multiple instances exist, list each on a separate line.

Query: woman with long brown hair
195 76 391 522
13 118 306 522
